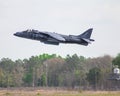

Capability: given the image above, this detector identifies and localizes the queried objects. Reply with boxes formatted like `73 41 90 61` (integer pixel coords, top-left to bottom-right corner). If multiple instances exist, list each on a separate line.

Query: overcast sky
0 0 120 60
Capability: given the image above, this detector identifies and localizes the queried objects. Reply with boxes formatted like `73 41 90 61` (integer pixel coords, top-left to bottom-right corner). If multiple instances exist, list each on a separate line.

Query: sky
0 0 120 60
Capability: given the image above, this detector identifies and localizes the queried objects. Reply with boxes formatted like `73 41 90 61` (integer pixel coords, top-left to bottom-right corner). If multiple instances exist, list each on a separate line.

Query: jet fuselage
14 28 94 45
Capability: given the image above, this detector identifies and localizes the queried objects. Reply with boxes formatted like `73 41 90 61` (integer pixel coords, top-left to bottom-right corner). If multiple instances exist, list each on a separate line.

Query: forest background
0 53 120 90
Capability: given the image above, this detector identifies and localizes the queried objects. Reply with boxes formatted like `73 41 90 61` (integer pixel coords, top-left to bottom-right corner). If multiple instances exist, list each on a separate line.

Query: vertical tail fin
79 28 93 39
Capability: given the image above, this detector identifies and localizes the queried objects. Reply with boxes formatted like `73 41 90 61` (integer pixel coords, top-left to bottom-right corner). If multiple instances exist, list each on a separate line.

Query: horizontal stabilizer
81 38 91 44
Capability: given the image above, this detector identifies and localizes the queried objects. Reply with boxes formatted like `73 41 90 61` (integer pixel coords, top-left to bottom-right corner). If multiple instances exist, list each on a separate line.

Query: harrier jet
14 28 94 45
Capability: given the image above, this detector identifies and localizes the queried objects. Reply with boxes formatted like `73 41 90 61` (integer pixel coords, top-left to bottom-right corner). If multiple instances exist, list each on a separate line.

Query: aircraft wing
46 32 65 41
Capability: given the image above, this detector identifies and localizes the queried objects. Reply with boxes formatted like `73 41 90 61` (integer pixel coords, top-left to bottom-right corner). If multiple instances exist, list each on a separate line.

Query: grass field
0 89 120 96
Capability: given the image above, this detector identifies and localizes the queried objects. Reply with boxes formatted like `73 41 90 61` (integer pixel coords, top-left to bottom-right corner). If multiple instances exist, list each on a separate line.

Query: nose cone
13 32 20 36
13 33 17 36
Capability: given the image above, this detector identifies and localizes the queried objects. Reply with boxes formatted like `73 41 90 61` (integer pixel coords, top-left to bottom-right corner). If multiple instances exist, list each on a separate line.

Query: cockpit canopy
22 29 39 33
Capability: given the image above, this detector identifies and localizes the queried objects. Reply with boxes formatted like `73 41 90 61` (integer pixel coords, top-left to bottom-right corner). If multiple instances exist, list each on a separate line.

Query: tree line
0 53 120 90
